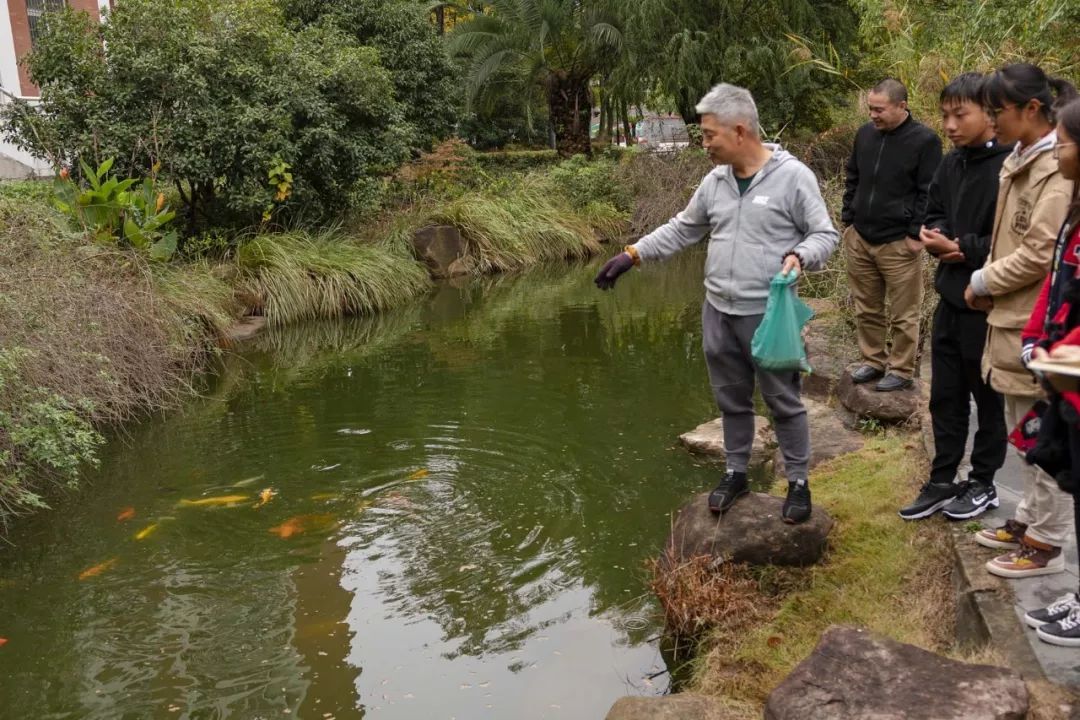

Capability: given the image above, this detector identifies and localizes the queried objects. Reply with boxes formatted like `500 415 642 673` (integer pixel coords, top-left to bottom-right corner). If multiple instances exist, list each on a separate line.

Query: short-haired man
898 73 1011 521
594 84 839 523
843 78 943 391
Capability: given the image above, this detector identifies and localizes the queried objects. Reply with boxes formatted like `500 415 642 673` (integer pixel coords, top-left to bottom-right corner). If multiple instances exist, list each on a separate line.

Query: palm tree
447 0 622 157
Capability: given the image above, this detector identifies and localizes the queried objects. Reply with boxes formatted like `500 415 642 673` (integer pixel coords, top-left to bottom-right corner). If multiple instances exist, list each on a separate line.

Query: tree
448 0 623 157
280 0 460 152
618 0 859 133
2 0 411 232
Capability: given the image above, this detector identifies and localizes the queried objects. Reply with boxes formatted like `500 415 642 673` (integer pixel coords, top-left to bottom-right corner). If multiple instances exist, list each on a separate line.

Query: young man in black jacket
843 79 943 392
899 73 1013 520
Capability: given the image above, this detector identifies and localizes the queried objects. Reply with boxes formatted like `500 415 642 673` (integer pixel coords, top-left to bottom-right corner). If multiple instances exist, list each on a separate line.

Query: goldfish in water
78 558 118 580
408 469 430 481
133 523 159 540
0 637 7 647
269 514 336 539
253 488 277 508
177 495 249 508
116 507 135 522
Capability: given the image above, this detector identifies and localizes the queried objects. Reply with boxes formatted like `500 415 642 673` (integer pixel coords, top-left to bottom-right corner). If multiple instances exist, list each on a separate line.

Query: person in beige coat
965 63 1078 578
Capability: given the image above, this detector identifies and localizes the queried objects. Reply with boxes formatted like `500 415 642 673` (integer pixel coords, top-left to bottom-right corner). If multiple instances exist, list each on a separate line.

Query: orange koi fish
78 558 118 580
269 514 335 539
177 495 249 508
0 637 7 647
408 469 429 481
116 507 135 522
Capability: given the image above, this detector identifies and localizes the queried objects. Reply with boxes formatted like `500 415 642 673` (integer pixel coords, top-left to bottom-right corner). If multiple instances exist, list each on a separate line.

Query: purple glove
594 252 635 290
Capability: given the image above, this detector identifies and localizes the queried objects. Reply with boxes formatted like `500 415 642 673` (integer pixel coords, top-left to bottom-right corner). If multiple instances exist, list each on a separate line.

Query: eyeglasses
1053 142 1077 159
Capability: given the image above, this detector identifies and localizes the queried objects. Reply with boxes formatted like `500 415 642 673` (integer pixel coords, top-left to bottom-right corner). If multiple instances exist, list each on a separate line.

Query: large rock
605 694 740 720
412 225 468 278
667 491 833 567
802 317 856 398
679 416 774 466
764 625 1029 720
837 366 921 423
774 397 864 476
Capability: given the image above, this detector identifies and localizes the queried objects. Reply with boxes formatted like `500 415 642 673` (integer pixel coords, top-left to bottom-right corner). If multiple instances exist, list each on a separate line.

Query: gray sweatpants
702 302 810 479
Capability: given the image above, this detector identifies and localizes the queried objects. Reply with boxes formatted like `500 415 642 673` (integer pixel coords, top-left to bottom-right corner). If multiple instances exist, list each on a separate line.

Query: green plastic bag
751 271 814 372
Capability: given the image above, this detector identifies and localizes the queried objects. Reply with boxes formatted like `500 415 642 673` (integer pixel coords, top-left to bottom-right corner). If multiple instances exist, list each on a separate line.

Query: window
27 0 67 48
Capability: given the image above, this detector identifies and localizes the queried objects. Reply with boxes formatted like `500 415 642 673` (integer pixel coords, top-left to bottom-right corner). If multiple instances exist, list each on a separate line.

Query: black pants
929 302 1006 486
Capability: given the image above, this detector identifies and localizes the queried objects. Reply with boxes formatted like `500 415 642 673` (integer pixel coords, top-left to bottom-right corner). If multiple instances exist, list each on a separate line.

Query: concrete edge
917 384 1047 682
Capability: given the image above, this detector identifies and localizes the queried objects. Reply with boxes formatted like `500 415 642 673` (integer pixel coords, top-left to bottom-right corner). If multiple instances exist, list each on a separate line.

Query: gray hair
695 83 760 135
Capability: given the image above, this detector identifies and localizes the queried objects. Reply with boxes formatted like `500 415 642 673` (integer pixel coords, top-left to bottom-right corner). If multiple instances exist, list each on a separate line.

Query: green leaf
149 231 177 261
123 218 147 248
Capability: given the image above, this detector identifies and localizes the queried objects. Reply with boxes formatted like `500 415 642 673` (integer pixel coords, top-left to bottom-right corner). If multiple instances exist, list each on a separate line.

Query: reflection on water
0 249 725 718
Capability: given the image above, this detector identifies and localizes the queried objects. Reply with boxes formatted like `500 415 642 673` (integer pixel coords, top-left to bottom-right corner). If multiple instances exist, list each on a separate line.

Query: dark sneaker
898 481 958 520
851 364 885 384
974 519 1027 550
941 482 999 520
1025 592 1080 629
986 538 1065 578
1037 607 1080 647
707 470 748 514
874 373 914 392
782 478 811 524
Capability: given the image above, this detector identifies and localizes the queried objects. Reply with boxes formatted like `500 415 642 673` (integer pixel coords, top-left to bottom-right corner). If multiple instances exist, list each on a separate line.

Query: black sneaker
898 481 957 520
1025 592 1080 629
941 482 999 520
1037 606 1080 647
708 470 748 514
782 478 811 524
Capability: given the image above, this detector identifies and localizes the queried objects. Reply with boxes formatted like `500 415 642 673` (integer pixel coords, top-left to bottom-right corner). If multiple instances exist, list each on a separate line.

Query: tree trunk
435 6 445 35
546 70 592 158
596 95 609 146
621 99 632 148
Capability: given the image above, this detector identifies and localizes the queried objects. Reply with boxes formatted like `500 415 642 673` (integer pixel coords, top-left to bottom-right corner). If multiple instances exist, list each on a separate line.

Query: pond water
0 249 730 719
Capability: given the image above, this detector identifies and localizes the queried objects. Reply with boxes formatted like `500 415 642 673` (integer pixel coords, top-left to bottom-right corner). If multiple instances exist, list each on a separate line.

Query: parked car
635 116 690 153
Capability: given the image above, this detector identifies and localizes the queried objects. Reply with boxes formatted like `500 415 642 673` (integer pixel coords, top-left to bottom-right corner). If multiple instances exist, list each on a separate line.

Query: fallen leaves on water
269 514 336 539
134 523 159 540
177 494 249 508
408 469 429 481
78 558 118 580
116 507 135 522
253 488 277 508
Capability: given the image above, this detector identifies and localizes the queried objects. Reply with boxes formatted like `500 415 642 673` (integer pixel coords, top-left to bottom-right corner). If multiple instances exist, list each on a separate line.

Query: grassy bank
653 434 955 717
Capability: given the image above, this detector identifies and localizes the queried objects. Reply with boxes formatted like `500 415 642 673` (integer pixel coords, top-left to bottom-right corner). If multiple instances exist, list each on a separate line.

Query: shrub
3 0 410 233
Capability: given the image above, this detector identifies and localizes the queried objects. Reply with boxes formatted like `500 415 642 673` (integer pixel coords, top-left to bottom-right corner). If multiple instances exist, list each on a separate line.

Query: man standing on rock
843 79 943 392
898 73 1011 521
594 83 839 524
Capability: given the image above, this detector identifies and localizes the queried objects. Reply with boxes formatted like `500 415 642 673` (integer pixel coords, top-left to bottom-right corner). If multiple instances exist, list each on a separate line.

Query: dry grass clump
648 551 771 639
616 150 712 237
0 197 236 424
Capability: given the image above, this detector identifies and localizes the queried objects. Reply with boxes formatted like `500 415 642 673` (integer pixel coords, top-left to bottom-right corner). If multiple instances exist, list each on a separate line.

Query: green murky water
0 249 727 719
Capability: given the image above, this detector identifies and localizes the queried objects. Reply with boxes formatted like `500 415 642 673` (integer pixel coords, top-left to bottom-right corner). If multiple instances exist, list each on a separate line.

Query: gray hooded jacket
631 146 839 315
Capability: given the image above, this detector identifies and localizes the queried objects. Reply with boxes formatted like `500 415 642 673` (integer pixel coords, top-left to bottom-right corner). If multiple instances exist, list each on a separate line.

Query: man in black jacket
843 78 943 392
899 73 1013 521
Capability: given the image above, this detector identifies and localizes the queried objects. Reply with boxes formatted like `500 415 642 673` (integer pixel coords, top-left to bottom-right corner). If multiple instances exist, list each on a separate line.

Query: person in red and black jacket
1016 98 1080 647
